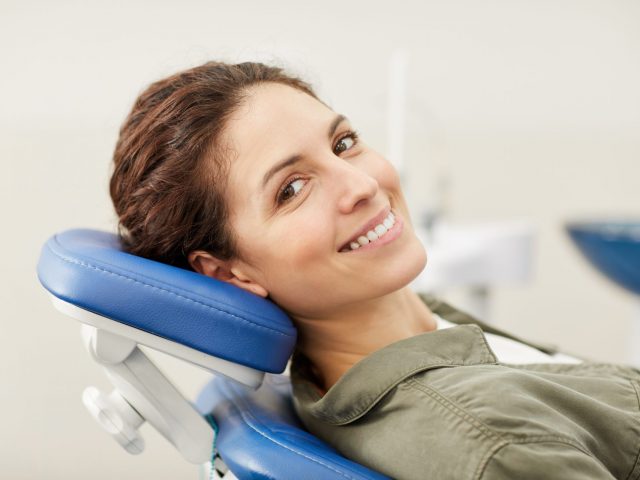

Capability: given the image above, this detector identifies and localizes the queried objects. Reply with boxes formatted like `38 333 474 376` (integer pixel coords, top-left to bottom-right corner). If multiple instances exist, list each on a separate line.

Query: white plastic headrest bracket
49 295 270 463
50 295 265 388
81 324 214 463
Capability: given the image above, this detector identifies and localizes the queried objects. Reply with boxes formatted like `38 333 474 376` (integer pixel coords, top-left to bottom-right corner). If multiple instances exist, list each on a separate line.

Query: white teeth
346 211 398 251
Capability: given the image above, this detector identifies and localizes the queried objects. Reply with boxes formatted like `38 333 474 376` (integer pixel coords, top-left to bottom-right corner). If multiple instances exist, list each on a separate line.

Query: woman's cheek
272 215 328 266
378 157 401 187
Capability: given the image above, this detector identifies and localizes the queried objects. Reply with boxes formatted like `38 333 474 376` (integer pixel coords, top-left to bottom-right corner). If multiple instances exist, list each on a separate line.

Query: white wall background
2 0 639 478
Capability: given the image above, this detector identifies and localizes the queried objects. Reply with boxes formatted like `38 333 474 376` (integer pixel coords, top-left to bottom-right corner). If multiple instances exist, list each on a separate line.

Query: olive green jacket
291 295 640 480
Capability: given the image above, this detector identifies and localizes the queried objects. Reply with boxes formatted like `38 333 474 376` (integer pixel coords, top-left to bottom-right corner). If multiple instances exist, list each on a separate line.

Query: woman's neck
293 287 437 393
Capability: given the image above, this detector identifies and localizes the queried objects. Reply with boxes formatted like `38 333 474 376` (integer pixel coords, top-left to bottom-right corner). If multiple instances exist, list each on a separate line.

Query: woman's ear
188 250 268 298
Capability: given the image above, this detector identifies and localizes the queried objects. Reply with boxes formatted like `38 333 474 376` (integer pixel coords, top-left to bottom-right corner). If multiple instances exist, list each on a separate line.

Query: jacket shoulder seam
405 377 502 441
403 378 602 479
406 378 589 448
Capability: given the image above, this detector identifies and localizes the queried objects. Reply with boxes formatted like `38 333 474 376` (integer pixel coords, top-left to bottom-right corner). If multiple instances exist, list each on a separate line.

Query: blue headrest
37 229 296 373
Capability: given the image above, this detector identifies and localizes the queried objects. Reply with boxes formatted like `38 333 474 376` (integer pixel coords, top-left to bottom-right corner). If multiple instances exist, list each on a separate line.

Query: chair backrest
197 374 391 480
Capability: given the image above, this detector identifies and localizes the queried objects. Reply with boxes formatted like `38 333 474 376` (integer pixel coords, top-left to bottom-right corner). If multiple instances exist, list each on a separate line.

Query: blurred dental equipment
567 221 640 366
387 48 535 320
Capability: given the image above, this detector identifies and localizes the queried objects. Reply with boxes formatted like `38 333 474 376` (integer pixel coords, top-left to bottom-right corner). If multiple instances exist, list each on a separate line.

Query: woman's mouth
339 210 401 253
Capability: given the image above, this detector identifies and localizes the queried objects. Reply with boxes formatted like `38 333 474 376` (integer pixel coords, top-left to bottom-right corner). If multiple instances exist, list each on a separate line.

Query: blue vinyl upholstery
197 374 390 480
37 229 296 373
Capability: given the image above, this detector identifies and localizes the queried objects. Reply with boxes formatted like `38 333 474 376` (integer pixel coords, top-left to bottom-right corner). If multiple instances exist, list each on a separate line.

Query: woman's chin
271 237 427 318
390 240 428 289
364 237 427 296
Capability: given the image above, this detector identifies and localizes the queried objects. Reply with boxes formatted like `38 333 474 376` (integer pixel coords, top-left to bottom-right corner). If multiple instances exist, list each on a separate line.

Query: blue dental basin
566 221 640 296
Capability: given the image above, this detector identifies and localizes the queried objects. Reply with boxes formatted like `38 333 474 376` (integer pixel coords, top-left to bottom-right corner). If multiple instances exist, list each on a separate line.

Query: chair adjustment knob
82 386 145 455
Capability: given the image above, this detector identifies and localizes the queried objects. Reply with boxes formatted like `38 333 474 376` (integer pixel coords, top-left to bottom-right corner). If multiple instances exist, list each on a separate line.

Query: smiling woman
110 61 640 480
188 82 428 325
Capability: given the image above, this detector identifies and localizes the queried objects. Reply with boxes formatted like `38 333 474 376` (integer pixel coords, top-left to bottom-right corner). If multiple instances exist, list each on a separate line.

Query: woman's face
218 83 427 319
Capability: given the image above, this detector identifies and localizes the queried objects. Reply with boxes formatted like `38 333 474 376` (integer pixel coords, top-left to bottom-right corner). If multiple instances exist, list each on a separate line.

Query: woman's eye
334 131 359 155
277 177 306 205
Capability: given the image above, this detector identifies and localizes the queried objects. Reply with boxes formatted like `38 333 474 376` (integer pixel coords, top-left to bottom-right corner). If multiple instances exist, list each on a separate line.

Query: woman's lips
338 206 392 252
339 210 403 253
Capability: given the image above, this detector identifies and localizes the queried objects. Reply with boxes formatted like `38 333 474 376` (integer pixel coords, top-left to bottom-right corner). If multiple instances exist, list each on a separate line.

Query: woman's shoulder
292 352 640 479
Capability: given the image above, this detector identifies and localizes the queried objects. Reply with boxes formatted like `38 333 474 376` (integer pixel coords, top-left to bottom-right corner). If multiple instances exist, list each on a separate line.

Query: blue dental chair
37 229 390 480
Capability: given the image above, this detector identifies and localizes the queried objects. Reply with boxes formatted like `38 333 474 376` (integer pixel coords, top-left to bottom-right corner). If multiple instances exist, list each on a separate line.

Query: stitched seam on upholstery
625 380 640 480
236 413 362 480
48 243 292 337
475 438 609 480
60 243 286 328
227 387 368 480
406 378 501 441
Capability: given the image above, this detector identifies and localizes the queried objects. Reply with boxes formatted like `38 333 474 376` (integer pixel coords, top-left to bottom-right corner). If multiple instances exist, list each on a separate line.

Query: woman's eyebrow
260 114 348 190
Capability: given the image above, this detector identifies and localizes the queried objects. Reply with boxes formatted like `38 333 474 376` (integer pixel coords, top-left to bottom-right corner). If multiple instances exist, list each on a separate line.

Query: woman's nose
333 161 379 214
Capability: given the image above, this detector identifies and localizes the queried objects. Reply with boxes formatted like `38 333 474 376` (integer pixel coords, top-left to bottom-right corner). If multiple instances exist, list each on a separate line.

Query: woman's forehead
227 83 332 148
223 83 335 184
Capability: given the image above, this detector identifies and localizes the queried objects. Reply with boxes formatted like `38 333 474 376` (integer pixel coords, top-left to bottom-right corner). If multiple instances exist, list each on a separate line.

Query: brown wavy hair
110 61 317 269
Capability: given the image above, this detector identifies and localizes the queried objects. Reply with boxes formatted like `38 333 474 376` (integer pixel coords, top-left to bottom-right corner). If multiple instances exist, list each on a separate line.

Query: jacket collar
291 323 498 425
